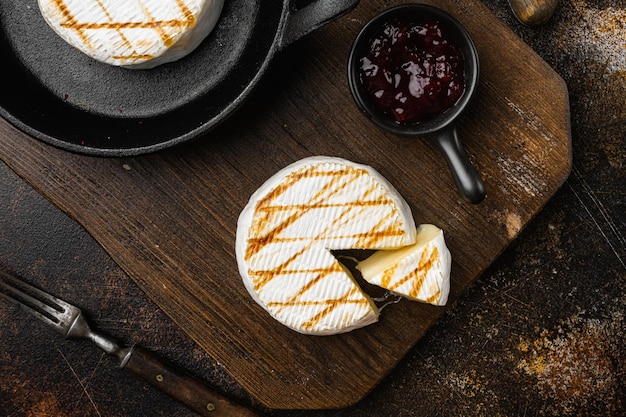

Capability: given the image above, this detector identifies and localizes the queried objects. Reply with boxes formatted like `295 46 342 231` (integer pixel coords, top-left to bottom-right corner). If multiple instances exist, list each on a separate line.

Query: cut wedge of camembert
236 156 452 335
356 224 451 306
38 0 224 69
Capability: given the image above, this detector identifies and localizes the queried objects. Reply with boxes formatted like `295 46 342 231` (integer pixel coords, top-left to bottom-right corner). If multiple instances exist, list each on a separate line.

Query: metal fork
0 271 261 417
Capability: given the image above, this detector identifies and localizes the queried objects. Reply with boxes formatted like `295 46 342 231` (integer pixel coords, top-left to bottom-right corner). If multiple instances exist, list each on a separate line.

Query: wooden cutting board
0 0 571 410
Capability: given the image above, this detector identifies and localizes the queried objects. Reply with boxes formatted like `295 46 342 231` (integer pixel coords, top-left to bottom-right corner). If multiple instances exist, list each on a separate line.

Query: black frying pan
0 0 359 156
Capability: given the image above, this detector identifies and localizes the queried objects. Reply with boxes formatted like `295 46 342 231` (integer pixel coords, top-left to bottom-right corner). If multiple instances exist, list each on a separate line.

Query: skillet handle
431 126 486 204
279 0 360 49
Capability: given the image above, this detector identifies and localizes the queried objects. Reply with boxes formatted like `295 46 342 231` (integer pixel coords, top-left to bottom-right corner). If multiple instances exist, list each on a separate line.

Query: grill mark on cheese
380 264 397 289
390 247 439 298
267 288 366 332
256 166 358 210
258 166 358 220
250 195 369 293
48 0 92 50
423 288 442 304
266 287 371 332
247 229 405 246
112 53 154 60
248 247 307 292
244 162 408 331
267 298 369 309
49 0 197 62
255 201 397 211
248 199 401 254
59 19 195 30
246 165 355 260
138 0 174 48
246 165 403 259
273 266 340 314
95 0 144 60
351 210 401 248
301 287 368 331
253 263 371 330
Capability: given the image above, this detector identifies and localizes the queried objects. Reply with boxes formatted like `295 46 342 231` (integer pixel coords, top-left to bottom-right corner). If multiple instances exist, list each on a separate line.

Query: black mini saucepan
347 4 486 204
0 0 359 156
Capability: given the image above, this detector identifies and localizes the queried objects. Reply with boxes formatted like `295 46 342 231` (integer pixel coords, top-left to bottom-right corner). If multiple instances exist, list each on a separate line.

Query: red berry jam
358 18 465 124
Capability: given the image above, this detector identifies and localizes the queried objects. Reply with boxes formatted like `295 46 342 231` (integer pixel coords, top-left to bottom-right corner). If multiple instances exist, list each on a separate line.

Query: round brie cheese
38 0 224 69
236 156 417 335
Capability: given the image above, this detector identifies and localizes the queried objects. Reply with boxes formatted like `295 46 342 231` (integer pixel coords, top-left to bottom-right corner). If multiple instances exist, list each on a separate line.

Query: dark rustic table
1 1 624 416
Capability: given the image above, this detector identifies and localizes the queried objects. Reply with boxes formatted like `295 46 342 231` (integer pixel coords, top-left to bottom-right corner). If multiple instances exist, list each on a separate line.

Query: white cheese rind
38 0 224 69
357 224 451 306
236 156 417 335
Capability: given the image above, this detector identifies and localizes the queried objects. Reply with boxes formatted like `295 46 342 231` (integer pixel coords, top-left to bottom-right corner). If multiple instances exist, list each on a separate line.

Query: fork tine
0 279 61 323
0 271 75 335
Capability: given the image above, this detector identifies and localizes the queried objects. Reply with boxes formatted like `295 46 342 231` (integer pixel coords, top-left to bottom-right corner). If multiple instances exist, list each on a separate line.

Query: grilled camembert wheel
236 156 451 335
38 0 224 69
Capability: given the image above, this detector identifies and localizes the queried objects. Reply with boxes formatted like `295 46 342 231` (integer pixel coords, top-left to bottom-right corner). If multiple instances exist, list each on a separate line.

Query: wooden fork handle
122 346 262 417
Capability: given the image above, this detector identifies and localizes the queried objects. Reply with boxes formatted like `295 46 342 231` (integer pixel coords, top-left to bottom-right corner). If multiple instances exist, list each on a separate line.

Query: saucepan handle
279 0 360 49
431 126 486 204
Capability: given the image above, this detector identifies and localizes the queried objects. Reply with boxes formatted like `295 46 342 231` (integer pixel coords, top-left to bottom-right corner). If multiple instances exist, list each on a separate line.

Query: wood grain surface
0 0 571 410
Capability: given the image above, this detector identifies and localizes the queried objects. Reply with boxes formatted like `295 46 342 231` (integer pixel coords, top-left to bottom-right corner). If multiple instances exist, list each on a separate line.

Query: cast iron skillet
0 0 359 156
